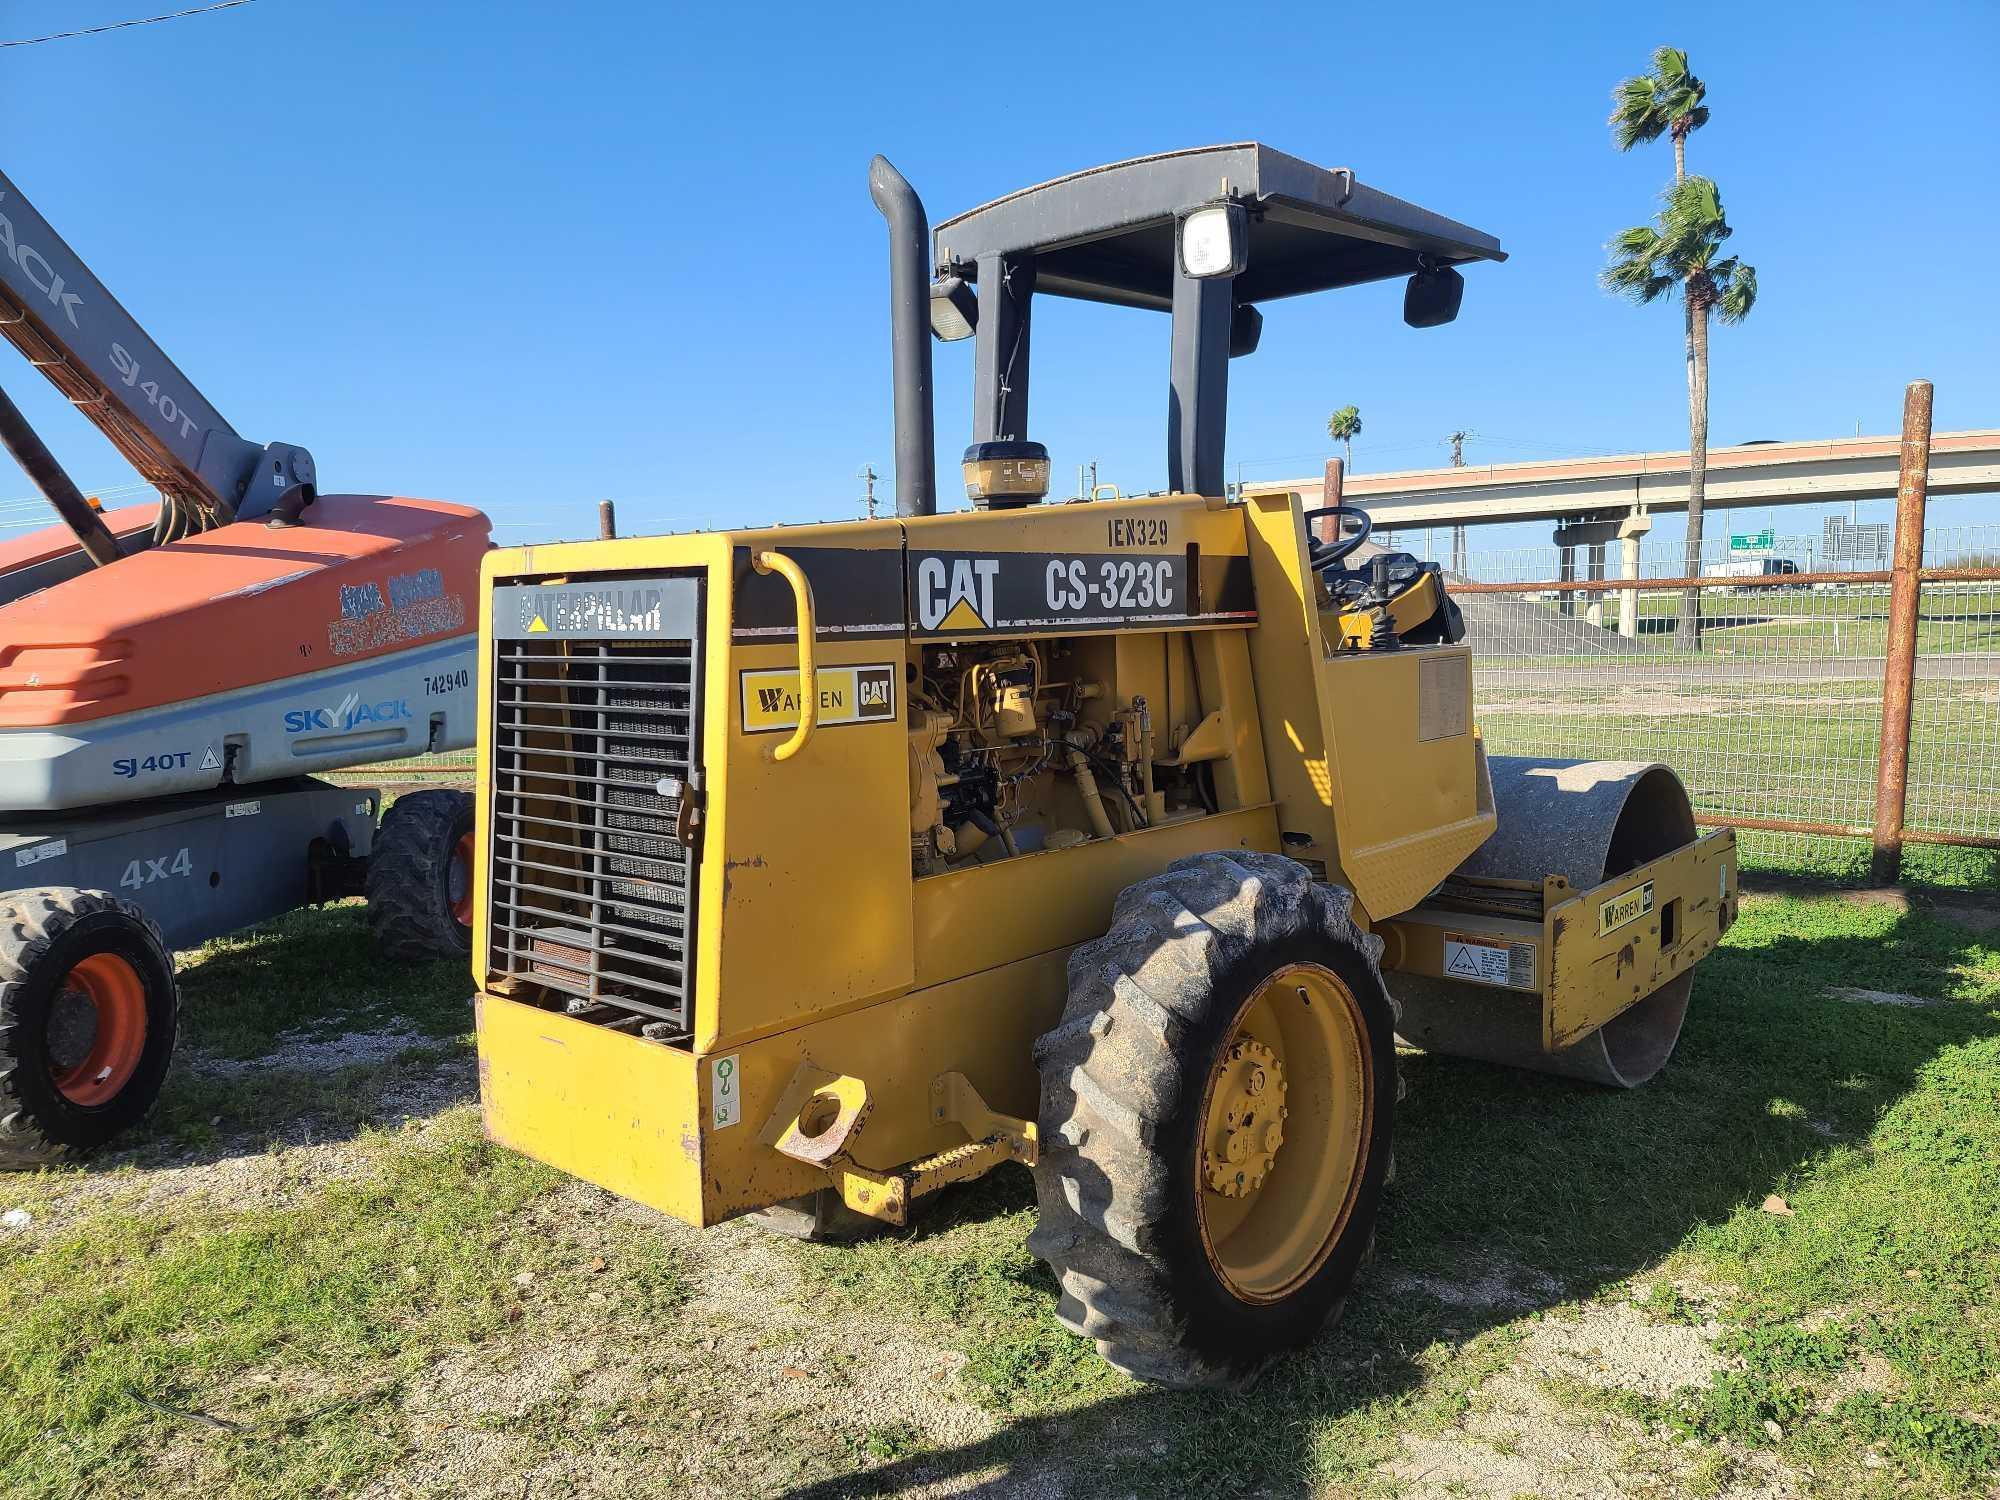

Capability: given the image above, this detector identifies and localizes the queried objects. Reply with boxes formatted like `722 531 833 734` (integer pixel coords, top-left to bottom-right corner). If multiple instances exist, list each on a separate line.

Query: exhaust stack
868 156 937 518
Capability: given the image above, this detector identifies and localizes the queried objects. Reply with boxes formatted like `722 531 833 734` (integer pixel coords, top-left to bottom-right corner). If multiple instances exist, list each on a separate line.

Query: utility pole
1446 430 1471 576
859 464 878 519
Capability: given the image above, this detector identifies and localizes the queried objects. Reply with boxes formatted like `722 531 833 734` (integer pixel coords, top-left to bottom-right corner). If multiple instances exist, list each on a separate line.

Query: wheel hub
1203 1038 1288 1198
47 951 149 1108
449 832 475 929
1193 961 1374 1303
46 988 98 1072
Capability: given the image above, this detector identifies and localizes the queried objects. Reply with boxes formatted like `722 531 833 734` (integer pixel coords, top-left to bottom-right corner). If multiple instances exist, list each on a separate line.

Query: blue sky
3 0 1996 557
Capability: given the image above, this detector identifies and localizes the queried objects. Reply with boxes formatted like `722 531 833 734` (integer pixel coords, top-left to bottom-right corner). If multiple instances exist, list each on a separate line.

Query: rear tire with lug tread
1029 851 1398 1388
366 790 476 961
0 887 179 1168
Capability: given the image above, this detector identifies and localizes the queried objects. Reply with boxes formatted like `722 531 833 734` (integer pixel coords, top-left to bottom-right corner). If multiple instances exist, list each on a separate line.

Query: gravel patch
188 1024 436 1077
1930 900 2000 935
5 1096 470 1240
1 1028 474 1240
1387 1360 1802 1499
362 1191 1003 1498
1383 1255 1565 1311
1385 1274 1804 1499
1519 1296 1723 1402
1826 986 1944 1008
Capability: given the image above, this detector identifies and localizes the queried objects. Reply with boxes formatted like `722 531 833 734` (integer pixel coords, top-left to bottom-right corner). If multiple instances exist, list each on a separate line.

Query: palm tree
1326 405 1362 468
1603 175 1757 648
1609 46 1709 184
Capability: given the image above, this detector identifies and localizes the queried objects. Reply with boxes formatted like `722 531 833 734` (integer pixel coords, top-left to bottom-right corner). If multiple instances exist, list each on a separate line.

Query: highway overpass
1245 429 2000 528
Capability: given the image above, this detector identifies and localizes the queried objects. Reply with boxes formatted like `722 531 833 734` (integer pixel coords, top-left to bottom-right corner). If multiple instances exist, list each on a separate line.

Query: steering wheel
1301 504 1373 568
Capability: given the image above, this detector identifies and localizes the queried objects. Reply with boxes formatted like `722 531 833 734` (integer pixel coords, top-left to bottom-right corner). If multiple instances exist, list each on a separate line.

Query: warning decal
710 1055 741 1130
1442 932 1536 990
15 838 65 869
740 662 897 734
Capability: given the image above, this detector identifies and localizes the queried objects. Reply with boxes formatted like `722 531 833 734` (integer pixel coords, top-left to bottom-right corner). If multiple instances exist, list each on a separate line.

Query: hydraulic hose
1067 748 1117 840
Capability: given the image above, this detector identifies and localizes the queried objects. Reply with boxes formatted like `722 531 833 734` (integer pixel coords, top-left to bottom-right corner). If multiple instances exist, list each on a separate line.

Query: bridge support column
1618 532 1643 638
1555 510 1654 636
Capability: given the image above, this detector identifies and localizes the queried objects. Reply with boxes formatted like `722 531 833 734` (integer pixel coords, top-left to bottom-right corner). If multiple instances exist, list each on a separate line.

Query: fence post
1618 531 1642 638
1870 379 1933 885
1314 457 1345 546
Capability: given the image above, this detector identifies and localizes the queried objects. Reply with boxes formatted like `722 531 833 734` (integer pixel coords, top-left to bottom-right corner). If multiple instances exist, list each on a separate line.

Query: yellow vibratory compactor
471 146 1736 1387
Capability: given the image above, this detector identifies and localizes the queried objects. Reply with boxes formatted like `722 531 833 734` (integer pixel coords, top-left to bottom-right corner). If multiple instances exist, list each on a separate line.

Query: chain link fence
1457 524 2000 883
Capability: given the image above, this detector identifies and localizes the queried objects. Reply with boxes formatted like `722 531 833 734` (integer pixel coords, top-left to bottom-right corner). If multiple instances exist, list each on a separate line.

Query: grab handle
752 549 816 762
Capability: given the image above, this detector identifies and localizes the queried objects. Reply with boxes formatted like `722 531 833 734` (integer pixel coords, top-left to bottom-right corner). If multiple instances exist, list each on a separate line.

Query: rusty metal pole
1314 457 1345 545
1870 379 1932 886
598 499 618 540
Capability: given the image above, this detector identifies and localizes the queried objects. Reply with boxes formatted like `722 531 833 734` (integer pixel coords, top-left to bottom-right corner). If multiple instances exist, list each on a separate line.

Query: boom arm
0 168 315 533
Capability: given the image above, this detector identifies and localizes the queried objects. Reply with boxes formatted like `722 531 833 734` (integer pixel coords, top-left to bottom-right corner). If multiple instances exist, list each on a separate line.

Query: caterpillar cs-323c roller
472 146 1736 1387
0 169 489 1165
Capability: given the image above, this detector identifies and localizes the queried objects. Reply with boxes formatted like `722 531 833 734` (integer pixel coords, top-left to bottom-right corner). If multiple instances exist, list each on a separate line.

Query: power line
2 481 150 510
1 0 256 49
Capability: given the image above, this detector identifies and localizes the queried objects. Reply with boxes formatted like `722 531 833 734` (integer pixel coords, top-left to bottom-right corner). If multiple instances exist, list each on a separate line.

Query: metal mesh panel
486 638 699 1029
1456 526 2000 879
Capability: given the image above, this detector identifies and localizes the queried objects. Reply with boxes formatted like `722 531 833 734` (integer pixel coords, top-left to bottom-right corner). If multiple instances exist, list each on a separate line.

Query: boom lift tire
1029 852 1398 1388
0 888 179 1167
367 790 477 961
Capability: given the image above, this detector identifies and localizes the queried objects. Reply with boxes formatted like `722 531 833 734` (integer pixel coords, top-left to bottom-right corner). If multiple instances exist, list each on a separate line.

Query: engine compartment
907 634 1221 877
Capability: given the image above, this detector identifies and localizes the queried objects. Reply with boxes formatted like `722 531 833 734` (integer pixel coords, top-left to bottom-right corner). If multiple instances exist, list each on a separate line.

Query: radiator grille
487 632 699 1031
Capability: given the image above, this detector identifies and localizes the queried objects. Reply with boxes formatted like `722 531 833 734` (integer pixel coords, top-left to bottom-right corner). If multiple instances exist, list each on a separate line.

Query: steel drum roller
1394 756 1699 1088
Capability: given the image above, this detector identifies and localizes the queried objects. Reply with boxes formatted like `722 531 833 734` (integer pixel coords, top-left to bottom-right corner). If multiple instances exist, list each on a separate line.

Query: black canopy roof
933 143 1506 311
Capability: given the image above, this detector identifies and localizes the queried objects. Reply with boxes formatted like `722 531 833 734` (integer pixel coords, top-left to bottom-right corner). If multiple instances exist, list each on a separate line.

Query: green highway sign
1730 529 1775 552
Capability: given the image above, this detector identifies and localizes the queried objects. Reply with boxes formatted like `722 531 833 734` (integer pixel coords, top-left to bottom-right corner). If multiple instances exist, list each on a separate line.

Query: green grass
1656 896 2000 1492
1628 583 1999 619
172 899 475 1060
1 889 1994 1497
1544 586 2000 656
0 897 481 1177
0 1112 691 1499
769 889 2000 1497
783 1175 1529 1496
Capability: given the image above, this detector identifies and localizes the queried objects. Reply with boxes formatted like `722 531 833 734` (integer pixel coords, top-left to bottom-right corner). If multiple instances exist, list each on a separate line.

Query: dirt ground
6 884 1995 1498
7 1027 1815 1500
